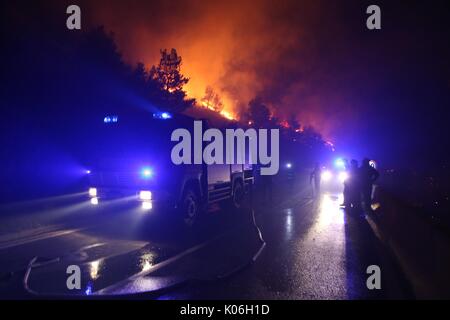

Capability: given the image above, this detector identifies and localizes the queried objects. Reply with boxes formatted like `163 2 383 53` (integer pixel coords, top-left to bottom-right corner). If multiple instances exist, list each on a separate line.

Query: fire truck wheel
181 188 200 227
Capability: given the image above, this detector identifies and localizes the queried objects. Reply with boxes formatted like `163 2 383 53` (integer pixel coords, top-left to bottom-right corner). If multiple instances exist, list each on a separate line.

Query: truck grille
90 172 141 187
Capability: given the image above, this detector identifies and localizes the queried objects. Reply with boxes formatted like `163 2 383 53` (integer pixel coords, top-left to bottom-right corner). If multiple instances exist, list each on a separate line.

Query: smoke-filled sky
5 0 450 167
80 0 357 133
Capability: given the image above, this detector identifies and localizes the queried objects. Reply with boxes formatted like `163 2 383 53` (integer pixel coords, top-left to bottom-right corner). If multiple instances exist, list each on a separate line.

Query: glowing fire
219 109 235 120
84 1 337 141
197 96 236 120
201 100 215 111
279 120 289 128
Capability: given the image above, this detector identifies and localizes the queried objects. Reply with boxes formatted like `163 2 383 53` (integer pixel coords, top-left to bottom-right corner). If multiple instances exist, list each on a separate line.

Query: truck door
207 164 231 186
205 126 232 202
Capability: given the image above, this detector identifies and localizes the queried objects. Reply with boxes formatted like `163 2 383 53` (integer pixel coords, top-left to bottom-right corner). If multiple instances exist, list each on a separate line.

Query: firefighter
341 158 350 207
347 159 361 210
310 162 322 198
359 158 380 210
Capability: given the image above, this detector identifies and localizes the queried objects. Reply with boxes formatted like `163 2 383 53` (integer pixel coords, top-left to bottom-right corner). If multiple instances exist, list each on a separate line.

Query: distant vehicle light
140 167 153 179
142 201 152 210
286 163 292 169
86 170 91 174
139 190 152 201
338 171 349 182
88 187 97 197
321 170 332 181
90 197 99 205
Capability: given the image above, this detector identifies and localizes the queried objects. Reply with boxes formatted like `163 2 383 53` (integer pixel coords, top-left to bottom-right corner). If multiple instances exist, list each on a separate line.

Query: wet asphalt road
0 177 410 299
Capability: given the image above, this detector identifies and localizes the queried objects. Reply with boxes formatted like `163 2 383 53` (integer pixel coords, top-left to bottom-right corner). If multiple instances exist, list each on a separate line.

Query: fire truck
84 108 253 227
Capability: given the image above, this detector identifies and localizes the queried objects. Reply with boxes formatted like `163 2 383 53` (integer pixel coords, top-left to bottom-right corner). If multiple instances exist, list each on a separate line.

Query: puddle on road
25 209 265 297
26 243 171 296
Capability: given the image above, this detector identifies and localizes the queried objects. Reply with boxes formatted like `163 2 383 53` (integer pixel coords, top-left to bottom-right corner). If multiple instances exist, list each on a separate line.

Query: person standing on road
341 159 350 207
310 162 322 198
359 158 379 211
347 159 361 210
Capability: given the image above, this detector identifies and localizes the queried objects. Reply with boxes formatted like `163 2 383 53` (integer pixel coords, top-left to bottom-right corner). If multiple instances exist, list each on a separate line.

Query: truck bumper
86 186 175 212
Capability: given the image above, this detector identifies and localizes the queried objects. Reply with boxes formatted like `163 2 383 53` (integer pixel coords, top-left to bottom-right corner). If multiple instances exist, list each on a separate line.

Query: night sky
2 0 450 168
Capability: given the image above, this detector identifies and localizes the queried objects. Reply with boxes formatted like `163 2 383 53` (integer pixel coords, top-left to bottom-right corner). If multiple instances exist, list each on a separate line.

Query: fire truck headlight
339 171 349 182
321 170 332 181
142 201 153 210
89 188 97 197
139 190 152 201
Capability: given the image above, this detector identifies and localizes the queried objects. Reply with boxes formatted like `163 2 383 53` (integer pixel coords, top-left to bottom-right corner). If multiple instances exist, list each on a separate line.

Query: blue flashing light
153 112 172 120
85 283 93 295
140 167 153 179
335 158 345 168
103 115 118 123
161 112 171 119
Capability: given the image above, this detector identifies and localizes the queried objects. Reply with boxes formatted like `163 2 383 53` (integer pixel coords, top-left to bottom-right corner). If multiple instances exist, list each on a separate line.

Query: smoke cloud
78 0 367 139
68 0 450 167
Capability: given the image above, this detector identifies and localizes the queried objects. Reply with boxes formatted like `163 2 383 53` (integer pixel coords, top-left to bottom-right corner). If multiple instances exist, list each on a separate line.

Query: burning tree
149 49 189 93
201 86 224 112
145 48 194 113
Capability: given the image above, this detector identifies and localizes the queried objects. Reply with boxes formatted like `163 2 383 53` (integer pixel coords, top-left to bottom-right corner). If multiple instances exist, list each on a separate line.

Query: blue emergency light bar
153 112 172 120
104 115 118 123
140 167 153 179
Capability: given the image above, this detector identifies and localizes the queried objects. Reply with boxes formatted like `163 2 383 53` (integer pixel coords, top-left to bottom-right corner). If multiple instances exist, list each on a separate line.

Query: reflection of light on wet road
284 208 294 241
316 193 345 231
297 193 347 299
89 259 103 280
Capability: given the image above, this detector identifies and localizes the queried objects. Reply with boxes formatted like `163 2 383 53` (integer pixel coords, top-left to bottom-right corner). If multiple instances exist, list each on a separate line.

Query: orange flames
198 99 236 120
218 109 236 120
83 0 342 140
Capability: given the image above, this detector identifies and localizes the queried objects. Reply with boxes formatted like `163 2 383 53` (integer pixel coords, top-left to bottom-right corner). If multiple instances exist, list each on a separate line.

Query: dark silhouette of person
359 158 379 210
341 158 350 207
347 159 361 210
310 162 322 198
